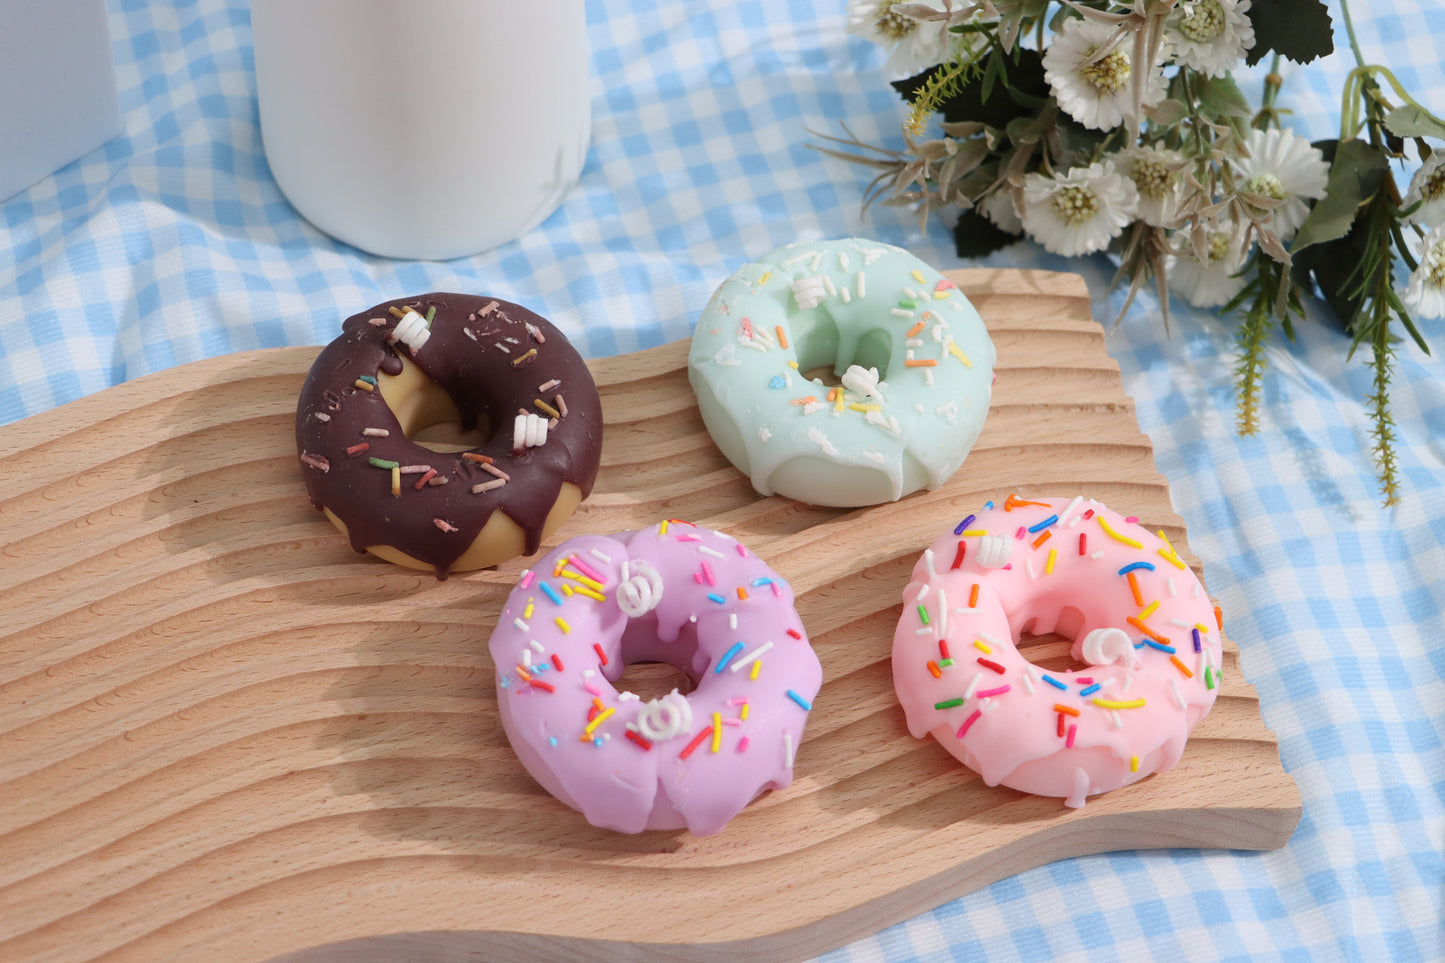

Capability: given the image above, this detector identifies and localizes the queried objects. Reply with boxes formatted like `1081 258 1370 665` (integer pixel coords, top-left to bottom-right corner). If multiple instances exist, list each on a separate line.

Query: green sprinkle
425 305 436 324
357 374 378 385
898 298 918 309
938 658 955 668
917 604 930 626
934 697 965 709
1204 666 1217 690
368 457 400 470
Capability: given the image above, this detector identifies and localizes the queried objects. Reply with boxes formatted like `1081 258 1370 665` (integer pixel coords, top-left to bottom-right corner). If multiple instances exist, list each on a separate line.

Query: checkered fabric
2 2 1441 960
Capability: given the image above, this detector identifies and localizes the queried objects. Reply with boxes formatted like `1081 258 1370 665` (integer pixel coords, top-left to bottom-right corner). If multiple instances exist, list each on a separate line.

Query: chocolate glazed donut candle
295 293 602 579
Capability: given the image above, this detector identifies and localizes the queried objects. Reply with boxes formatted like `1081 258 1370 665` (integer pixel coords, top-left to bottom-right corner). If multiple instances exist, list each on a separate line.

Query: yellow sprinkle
390 466 401 496
711 712 722 753
523 600 535 619
1156 530 1188 569
1139 600 1160 620
933 290 950 300
740 702 750 720
948 342 973 367
1097 515 1143 549
571 585 606 602
660 520 669 535
1195 622 1211 634
1045 548 1057 575
353 378 375 392
560 570 604 592
582 706 614 737
958 529 988 537
834 397 845 412
1093 698 1147 710
749 660 762 680
758 271 771 285
1130 755 1140 772
533 398 560 418
973 639 992 654
911 269 926 283
555 617 571 634
788 360 799 369
848 403 882 412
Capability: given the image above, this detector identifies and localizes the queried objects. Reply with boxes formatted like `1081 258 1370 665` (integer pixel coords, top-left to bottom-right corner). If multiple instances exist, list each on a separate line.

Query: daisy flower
1166 0 1256 78
1401 226 1445 319
846 0 954 79
977 186 1023 235
1402 152 1445 228
1043 18 1166 131
1231 127 1329 239
1113 144 1186 228
1168 226 1250 308
1019 161 1139 257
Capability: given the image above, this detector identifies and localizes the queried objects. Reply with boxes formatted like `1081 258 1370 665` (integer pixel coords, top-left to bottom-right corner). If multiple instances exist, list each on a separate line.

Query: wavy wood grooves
0 269 1299 962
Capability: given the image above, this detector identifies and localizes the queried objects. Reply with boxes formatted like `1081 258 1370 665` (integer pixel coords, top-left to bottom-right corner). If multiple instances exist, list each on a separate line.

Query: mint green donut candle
688 238 997 507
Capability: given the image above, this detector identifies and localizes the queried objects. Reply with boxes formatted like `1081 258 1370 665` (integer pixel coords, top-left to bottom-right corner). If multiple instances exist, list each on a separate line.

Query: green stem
1339 0 1368 68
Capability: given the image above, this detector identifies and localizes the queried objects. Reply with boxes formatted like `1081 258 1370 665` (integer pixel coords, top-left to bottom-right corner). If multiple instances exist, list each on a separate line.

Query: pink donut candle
892 495 1224 808
489 521 822 835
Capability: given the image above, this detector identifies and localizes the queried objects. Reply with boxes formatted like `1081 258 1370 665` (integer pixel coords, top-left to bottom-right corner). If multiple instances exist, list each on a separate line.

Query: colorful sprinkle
1092 698 1146 710
956 709 982 738
786 689 813 710
1097 514 1144 549
715 641 746 673
935 697 966 709
539 581 564 605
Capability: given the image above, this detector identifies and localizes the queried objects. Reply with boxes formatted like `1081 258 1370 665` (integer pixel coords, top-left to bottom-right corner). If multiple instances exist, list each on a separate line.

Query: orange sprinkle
827 387 839 402
906 320 925 337
462 452 494 464
1127 615 1169 644
1170 655 1194 678
1053 703 1080 717
1003 494 1051 512
789 396 817 406
737 586 748 600
927 661 942 678
969 583 980 608
1031 530 1052 550
775 325 789 349
1127 571 1144 607
904 358 938 367
1215 605 1223 630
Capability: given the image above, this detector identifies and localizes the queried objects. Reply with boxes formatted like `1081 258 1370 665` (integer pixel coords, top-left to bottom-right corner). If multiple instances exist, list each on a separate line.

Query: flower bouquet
824 0 1443 504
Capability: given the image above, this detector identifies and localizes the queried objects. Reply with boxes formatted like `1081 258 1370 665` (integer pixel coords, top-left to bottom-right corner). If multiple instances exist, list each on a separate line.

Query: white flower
1166 0 1256 78
1403 152 1445 228
1113 144 1186 227
1019 161 1139 257
1043 18 1167 131
1168 225 1250 308
1401 227 1445 319
847 0 954 78
1231 128 1329 240
977 186 1023 234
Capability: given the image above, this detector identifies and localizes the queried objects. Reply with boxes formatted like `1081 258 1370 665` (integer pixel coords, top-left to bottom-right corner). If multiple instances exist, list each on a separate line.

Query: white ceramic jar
251 0 591 260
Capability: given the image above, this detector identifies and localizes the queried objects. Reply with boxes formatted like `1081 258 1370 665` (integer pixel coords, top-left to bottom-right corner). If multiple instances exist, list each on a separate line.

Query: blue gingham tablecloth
3 1 1442 960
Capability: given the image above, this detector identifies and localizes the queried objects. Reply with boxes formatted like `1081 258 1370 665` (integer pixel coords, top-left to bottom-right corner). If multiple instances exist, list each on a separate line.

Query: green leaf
1291 139 1390 255
1384 104 1445 140
954 207 1020 259
1245 0 1334 66
1193 75 1252 120
892 49 1048 130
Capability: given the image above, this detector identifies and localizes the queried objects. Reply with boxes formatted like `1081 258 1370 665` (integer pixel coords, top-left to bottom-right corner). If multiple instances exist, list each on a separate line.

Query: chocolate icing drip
295 293 602 579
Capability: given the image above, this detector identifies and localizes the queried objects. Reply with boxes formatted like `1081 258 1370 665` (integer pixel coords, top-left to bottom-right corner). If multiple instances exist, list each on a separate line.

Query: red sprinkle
625 730 653 751
1079 533 1088 555
679 726 712 759
528 678 555 693
551 654 564 672
593 643 609 666
415 468 437 490
951 541 967 570
977 657 1006 674
786 628 802 640
346 443 370 456
1057 711 1066 737
938 639 951 660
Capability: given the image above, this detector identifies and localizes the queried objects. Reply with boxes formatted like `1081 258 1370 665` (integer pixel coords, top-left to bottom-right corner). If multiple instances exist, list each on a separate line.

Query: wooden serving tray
0 269 1299 962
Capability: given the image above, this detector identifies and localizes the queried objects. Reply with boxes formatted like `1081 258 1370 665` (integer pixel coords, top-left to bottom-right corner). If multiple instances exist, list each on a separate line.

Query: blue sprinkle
768 375 786 388
1117 561 1157 576
1078 683 1101 697
1143 639 1177 654
953 514 976 536
786 689 813 710
533 662 548 673
539 581 564 605
716 641 746 673
707 592 726 604
752 576 774 586
1027 514 1059 533
548 736 558 747
983 500 995 510
1042 675 1068 691
500 677 511 689
593 737 604 747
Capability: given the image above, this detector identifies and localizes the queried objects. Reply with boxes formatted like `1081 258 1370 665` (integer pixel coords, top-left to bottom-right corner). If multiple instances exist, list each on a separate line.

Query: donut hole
378 354 491 452
610 612 706 701
1014 606 1093 673
793 314 893 385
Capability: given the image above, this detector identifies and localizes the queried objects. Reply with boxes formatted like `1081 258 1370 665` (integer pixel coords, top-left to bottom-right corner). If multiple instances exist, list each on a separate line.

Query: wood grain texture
0 269 1299 963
